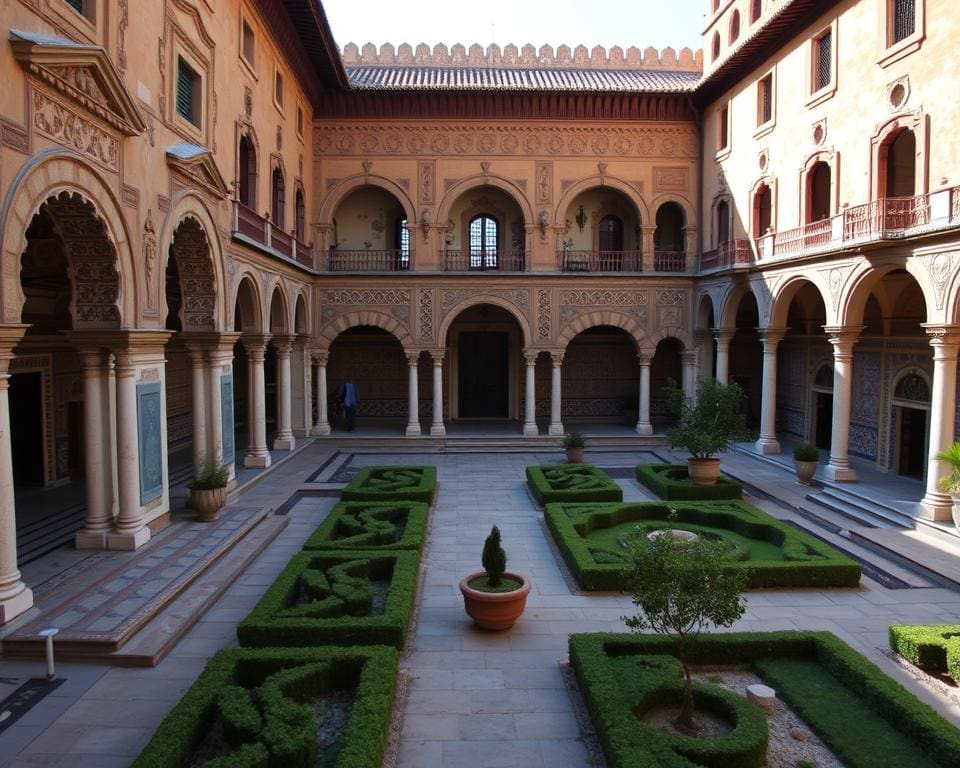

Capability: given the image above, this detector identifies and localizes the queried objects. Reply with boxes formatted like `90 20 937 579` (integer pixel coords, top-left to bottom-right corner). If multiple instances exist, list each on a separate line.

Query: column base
405 424 422 437
107 526 151 551
311 423 331 436
75 530 109 549
754 437 781 455
635 423 653 436
244 452 272 469
919 492 955 522
273 436 296 451
0 585 34 625
548 423 565 437
823 463 857 482
430 424 446 437
523 423 539 436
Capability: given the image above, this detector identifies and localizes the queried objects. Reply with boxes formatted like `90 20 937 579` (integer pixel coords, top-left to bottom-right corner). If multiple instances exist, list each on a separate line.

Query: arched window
295 187 305 241
712 31 720 61
894 372 930 403
598 215 624 252
395 217 410 269
654 203 685 251
238 134 257 208
469 214 498 268
808 162 831 222
729 10 741 44
271 167 285 228
750 0 762 23
717 199 730 245
754 185 772 237
814 365 834 389
885 129 916 197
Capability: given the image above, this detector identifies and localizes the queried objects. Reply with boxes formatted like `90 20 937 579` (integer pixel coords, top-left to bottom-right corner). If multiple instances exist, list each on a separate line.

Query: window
296 106 304 138
717 200 730 245
654 203 685 251
598 215 624 252
750 0 762 23
754 185 772 237
757 73 773 126
808 162 832 222
469 215 498 268
176 57 201 127
813 30 832 91
274 70 285 110
885 129 916 197
65 0 94 21
295 188 305 241
395 218 410 269
712 31 720 61
712 0 720 11
891 0 915 44
271 167 285 228
239 134 257 208
717 105 729 151
241 20 256 68
729 11 741 44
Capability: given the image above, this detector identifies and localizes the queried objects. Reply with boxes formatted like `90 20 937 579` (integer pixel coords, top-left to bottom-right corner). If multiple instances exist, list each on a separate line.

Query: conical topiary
481 526 507 587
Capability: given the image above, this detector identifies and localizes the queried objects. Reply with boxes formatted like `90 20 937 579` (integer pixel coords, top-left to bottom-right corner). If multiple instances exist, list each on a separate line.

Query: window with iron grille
176 57 200 126
892 0 915 44
757 74 773 125
396 218 410 267
814 30 832 91
469 215 498 268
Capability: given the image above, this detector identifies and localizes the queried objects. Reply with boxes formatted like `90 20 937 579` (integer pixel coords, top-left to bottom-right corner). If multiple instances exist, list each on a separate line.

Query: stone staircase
315 433 669 453
804 485 920 529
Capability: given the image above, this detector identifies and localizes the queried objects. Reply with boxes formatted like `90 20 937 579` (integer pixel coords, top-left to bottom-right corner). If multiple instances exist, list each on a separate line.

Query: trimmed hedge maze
545 500 861 590
889 624 960 684
636 463 743 500
341 466 437 504
570 631 960 768
237 551 420 650
132 646 397 768
526 464 623 505
302 501 429 552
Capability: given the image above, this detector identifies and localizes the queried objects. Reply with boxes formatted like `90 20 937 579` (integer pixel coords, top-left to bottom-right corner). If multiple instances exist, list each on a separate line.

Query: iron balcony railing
326 250 410 272
557 250 642 272
233 201 312 267
441 250 527 272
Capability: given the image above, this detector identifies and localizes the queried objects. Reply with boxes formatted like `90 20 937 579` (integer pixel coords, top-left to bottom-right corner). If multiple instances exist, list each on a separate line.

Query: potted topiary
563 432 585 463
793 442 820 485
664 377 753 486
459 526 531 630
189 458 229 522
935 442 960 527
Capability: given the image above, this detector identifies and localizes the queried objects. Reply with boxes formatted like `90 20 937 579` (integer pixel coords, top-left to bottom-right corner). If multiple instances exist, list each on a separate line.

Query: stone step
319 434 668 453
805 486 916 530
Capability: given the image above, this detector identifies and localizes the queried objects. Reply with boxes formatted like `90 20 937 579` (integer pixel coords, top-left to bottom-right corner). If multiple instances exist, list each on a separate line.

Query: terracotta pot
687 457 721 486
190 486 226 522
795 460 818 485
459 571 531 630
565 447 584 463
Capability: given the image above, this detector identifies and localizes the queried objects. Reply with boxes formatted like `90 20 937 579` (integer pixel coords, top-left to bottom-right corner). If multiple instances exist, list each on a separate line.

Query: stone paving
2 443 960 767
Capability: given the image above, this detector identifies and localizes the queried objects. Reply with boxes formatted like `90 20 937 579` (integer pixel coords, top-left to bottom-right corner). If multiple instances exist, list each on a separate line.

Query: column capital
712 327 736 344
405 350 422 366
680 351 698 364
637 348 655 366
242 333 271 356
294 333 312 349
101 330 175 366
312 349 329 366
523 349 539 365
429 349 446 363
270 334 297 354
822 325 863 355
923 323 960 349
693 329 713 344
180 331 242 356
757 327 788 348
550 351 565 366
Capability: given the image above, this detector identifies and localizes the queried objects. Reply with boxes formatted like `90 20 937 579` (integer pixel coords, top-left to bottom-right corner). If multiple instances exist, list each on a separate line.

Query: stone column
823 326 862 482
405 352 421 437
636 352 653 436
522 350 539 436
207 333 240 473
694 330 713 382
311 351 331 436
188 346 208 467
548 352 565 436
921 325 960 519
0 325 33 624
295 335 312 438
754 328 786 455
430 350 446 437
243 335 271 468
108 348 150 550
681 350 698 402
74 346 114 549
713 328 735 384
272 335 296 451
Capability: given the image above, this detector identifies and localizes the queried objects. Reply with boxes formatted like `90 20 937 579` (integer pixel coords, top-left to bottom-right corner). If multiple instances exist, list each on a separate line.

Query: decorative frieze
537 289 552 340
33 89 120 171
440 288 529 313
418 289 434 342
559 289 648 326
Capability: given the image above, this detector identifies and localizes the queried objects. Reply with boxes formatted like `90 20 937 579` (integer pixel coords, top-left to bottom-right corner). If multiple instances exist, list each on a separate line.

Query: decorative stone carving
537 289 552 340
321 289 411 308
143 210 157 315
440 289 529 313
418 289 434 342
536 161 552 205
419 160 435 205
654 166 689 192
656 290 684 306
170 218 216 330
33 90 119 171
559 290 648 324
922 252 955 311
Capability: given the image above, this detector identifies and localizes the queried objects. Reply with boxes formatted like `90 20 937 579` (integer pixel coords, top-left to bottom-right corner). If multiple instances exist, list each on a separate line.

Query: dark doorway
68 401 85 481
814 392 833 450
10 372 44 486
897 407 927 478
458 332 509 417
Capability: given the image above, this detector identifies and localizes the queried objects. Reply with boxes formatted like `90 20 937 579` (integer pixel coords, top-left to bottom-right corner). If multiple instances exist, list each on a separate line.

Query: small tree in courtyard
665 377 752 460
481 525 507 588
622 527 748 734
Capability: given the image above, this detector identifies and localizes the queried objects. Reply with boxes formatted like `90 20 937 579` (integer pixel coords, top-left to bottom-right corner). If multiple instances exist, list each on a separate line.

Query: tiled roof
346 66 701 92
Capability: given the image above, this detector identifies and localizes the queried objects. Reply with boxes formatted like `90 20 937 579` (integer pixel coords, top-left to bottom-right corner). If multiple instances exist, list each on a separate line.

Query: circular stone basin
648 529 700 545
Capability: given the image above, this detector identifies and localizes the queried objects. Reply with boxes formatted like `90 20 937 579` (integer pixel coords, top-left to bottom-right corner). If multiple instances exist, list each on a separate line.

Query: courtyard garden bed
237 550 420 650
570 631 960 768
302 501 428 552
132 645 397 768
545 500 861 590
889 624 960 683
526 464 623 505
341 466 437 504
636 463 743 500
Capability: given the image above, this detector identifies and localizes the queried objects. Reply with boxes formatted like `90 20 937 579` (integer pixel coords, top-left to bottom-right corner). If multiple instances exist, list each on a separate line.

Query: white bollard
38 628 59 680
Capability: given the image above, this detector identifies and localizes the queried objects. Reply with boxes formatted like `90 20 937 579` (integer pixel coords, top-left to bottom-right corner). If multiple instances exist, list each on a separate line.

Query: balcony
442 250 527 272
233 202 313 267
698 240 754 271
325 250 410 272
557 250 642 272
652 250 688 272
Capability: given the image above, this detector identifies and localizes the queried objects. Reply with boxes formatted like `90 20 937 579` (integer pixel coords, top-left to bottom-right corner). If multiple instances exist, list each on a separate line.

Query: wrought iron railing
442 250 527 272
326 250 410 272
557 250 642 272
652 250 687 272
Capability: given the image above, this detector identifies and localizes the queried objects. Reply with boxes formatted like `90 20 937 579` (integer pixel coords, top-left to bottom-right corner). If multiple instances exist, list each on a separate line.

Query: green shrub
341 466 437 504
636 464 743 500
236 550 419 649
132 646 398 768
793 442 820 462
563 432 585 448
889 624 960 683
545 500 861 590
526 464 623 505
302 501 429 552
192 458 229 489
664 377 753 459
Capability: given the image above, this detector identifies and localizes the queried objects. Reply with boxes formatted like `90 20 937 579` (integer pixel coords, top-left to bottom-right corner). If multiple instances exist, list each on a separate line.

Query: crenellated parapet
341 43 703 72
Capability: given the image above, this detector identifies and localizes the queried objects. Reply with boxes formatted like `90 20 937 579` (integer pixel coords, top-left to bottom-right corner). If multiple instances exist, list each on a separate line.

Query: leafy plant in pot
563 432 585 463
459 526 531 630
793 442 820 485
190 459 229 522
935 442 960 527
664 377 753 486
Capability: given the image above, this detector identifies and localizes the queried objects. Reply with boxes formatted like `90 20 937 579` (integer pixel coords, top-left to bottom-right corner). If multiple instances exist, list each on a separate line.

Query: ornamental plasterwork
917 251 956 311
440 288 530 314
320 289 412 326
537 289 552 340
33 90 120 171
418 289 434 341
314 124 697 159
559 289 648 326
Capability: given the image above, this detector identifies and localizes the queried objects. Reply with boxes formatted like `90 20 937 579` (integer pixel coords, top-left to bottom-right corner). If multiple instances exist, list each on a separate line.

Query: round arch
318 174 417 226
0 148 137 325
268 283 291 335
552 176 650 227
437 175 534 228
557 310 652 352
159 191 227 332
769 274 834 328
649 192 695 228
695 292 716 330
293 290 310 335
837 260 936 327
318 310 414 350
717 282 759 330
437 296 532 348
232 273 263 333
649 327 693 349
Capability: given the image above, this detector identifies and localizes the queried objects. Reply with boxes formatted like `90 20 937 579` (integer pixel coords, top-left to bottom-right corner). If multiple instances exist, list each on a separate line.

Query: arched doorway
329 185 411 271
233 277 262 466
328 327 408 430
729 293 762 428
561 326 639 426
696 295 717 381
651 337 683 427
812 365 834 450
892 371 929 477
654 202 686 271
885 129 916 198
807 162 831 222
778 281 829 447
560 186 642 272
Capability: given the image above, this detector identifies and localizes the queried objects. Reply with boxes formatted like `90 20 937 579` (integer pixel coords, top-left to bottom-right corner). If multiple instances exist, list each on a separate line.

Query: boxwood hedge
132 646 397 768
526 464 623 505
341 466 437 504
545 500 861 590
302 501 429 552
889 624 960 683
636 463 743 500
570 631 960 768
237 550 419 650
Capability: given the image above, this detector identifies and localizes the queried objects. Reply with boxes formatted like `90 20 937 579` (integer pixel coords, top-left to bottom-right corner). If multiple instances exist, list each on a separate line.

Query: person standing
339 378 359 432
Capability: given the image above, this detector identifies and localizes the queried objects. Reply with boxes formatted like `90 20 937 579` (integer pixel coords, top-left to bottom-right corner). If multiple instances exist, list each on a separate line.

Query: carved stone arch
552 175 649 228
649 192 695 229
294 289 310 335
649 326 694 349
0 148 135 326
939 255 960 325
769 273 834 328
800 149 840 223
232 271 262 332
318 310 414 350
438 296 532 347
438 175 534 228
159 190 225 331
557 310 652 352
716 279 757 329
694 291 716 330
318 174 417 226
267 281 290 335
838 259 935 327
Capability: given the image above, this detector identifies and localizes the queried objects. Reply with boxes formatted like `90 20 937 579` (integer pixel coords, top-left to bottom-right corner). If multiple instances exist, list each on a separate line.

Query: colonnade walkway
0 442 959 767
